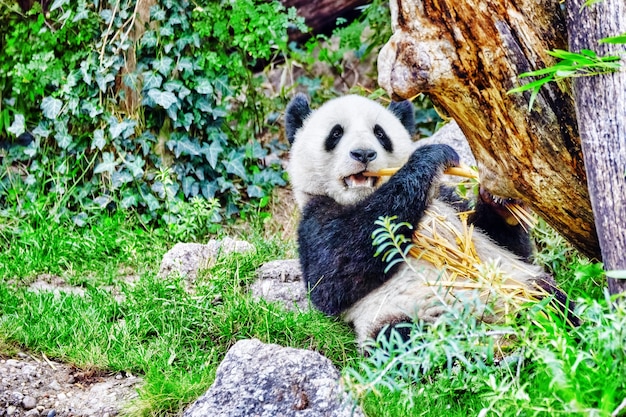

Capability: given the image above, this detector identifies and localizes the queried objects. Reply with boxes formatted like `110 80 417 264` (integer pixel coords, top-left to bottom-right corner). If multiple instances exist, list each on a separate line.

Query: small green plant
163 196 222 241
371 215 414 273
508 47 622 110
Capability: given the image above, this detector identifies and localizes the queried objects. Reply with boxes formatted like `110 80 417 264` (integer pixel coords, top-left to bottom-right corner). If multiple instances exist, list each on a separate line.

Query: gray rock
21 395 37 409
251 259 309 311
183 339 364 417
159 238 255 280
415 121 476 167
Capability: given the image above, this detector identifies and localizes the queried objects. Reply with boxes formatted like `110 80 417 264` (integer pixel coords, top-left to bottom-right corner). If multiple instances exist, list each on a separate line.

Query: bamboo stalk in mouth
363 165 478 179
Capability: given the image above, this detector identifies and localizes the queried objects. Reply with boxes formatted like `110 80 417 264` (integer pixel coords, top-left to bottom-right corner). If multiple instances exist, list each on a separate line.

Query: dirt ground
0 351 141 417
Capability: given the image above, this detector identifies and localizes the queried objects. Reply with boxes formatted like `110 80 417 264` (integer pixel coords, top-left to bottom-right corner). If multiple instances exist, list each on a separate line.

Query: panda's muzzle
344 148 379 188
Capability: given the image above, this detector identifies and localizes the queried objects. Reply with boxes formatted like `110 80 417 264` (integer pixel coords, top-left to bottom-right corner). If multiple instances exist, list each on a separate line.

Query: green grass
0 210 623 417
0 211 359 415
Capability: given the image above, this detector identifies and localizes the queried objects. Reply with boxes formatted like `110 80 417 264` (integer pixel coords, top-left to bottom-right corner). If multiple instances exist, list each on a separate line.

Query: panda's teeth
344 173 375 188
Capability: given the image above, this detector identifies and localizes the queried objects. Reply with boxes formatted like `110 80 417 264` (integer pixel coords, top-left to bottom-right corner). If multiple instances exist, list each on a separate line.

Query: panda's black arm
437 184 533 260
298 144 459 316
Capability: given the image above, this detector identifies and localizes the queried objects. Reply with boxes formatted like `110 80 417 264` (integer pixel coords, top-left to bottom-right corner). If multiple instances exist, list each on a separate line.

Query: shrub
0 0 305 231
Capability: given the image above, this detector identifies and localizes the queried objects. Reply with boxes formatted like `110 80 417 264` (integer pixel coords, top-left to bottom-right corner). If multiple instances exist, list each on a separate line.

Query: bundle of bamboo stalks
410 209 548 318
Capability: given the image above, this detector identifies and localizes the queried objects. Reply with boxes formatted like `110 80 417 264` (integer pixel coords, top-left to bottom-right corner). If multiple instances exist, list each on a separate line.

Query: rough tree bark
282 0 369 40
567 0 626 294
378 0 601 260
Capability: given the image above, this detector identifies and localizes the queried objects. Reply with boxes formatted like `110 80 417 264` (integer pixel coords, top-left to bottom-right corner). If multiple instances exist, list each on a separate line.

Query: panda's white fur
286 94 567 347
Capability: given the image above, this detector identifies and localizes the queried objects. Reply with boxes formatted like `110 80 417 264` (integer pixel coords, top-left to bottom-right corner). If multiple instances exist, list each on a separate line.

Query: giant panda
285 93 572 347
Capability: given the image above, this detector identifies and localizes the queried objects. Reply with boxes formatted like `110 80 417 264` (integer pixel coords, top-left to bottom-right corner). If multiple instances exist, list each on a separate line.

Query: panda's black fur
286 93 573 346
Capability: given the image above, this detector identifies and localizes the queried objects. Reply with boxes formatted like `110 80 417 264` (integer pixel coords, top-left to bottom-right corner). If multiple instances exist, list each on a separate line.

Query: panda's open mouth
343 172 377 189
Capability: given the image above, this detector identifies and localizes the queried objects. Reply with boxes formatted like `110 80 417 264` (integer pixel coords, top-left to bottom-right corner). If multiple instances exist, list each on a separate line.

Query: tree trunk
567 0 626 294
282 0 369 39
378 0 601 260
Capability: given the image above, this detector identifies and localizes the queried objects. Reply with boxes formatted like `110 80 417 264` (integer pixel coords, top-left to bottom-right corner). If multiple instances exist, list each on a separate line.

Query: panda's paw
408 144 460 172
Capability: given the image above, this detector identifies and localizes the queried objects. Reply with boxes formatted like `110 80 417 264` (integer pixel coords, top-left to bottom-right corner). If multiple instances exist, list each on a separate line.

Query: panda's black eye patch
374 124 393 152
324 124 344 151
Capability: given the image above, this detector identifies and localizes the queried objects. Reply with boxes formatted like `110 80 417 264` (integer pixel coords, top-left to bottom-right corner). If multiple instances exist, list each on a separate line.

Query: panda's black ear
285 93 311 144
388 100 416 137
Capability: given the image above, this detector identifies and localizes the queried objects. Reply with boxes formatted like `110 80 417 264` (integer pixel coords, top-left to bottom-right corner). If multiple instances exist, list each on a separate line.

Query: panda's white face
288 95 415 209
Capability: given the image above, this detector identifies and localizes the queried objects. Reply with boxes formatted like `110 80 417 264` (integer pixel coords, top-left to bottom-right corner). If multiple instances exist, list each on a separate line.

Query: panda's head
286 94 416 209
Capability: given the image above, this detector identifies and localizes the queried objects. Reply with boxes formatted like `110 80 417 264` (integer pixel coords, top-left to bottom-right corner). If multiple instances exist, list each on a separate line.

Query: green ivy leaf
174 137 201 157
147 89 179 110
150 5 166 21
112 170 133 188
160 25 174 37
8 114 25 136
182 176 199 197
141 31 158 48
124 156 145 178
55 131 72 149
143 72 163 90
203 141 223 169
177 57 195 74
246 184 264 198
94 152 118 174
195 78 214 95
41 97 63 119
153 57 174 76
200 181 218 199
121 193 138 209
108 118 136 140
80 60 93 85
91 129 106 150
224 152 247 180
142 192 161 212
49 0 69 11
95 71 115 92
73 8 89 21
82 101 102 118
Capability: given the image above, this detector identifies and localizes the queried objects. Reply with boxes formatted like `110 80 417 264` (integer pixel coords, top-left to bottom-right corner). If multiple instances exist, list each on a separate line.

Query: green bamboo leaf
518 67 557 78
555 69 577 78
579 49 598 58
606 270 626 279
508 75 553 94
599 34 626 44
547 49 595 63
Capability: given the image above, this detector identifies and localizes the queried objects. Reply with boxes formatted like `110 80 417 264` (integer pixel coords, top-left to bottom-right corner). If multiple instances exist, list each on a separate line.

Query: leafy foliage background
0 0 306 234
